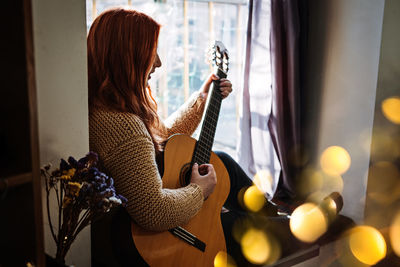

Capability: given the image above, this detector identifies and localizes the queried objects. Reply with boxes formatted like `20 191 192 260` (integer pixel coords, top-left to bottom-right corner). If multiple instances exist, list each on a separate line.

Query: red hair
87 8 163 151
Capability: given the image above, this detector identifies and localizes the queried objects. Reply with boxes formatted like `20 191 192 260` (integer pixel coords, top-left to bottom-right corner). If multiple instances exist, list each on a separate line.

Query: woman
88 7 280 266
88 7 235 230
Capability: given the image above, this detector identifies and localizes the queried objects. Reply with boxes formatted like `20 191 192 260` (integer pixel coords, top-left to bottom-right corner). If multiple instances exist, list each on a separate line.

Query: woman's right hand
190 163 217 199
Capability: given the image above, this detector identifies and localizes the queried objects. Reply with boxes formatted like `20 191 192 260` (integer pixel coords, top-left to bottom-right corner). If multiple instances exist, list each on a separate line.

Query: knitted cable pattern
89 92 206 231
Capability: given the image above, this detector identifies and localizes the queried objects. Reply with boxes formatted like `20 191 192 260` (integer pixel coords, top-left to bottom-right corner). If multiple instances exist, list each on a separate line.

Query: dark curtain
269 0 308 200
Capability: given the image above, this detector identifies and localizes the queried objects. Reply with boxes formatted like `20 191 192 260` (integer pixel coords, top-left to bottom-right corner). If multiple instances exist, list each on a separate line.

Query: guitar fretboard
191 69 227 165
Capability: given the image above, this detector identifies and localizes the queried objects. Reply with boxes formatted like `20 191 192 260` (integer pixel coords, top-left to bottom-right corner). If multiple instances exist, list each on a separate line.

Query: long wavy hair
87 8 163 151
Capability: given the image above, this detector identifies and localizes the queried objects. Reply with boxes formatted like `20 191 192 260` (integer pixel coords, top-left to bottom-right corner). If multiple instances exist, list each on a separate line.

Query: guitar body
131 134 230 267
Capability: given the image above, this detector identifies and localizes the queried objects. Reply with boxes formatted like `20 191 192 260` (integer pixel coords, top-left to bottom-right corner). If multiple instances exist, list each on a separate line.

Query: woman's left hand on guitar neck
200 74 233 100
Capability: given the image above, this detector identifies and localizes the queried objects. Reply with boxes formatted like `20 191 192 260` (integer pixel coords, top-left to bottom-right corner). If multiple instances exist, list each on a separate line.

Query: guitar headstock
208 41 229 74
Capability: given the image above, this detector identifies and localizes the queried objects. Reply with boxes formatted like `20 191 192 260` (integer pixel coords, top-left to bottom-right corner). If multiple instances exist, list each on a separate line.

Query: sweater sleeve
102 132 204 231
162 91 206 136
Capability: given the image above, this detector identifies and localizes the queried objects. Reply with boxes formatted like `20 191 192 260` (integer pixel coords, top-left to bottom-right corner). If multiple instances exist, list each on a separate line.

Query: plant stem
58 180 63 241
72 212 93 242
76 209 90 229
45 177 57 244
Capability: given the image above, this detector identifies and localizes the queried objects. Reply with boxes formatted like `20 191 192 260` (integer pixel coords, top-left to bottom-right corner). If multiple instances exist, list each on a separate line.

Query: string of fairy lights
213 96 400 266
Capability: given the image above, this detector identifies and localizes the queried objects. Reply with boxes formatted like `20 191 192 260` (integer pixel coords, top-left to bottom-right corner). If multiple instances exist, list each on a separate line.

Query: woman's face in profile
148 53 162 82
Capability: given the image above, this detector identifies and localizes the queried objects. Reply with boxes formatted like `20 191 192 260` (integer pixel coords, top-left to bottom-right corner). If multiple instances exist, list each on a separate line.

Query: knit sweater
89 92 207 231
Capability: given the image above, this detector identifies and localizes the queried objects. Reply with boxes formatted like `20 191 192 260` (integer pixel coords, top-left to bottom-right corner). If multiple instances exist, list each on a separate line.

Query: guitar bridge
169 226 206 252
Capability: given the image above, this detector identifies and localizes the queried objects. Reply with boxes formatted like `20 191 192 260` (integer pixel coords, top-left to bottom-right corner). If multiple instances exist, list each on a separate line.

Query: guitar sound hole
179 163 192 187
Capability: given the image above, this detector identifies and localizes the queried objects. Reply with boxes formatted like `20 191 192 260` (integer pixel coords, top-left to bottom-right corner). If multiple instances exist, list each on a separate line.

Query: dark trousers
215 152 267 266
215 151 301 266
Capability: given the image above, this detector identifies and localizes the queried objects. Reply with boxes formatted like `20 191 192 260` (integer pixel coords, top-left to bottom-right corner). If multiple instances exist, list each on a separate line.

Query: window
86 0 248 155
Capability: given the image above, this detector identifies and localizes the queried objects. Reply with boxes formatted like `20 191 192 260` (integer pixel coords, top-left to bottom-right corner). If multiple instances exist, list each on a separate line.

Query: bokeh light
243 185 266 212
319 194 340 223
370 129 400 161
240 228 271 265
349 226 387 265
306 191 327 204
322 173 344 195
334 235 370 267
307 174 344 205
297 167 324 197
367 161 400 205
382 96 400 124
253 170 273 195
214 251 236 267
232 217 251 243
390 212 400 257
320 146 351 176
289 203 328 243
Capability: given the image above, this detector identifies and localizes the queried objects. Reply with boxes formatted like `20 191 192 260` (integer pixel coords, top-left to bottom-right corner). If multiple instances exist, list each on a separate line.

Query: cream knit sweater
89 92 207 231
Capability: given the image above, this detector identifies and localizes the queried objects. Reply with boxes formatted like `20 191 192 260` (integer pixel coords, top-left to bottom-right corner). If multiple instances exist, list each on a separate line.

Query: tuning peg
223 63 229 72
223 52 229 60
215 46 222 59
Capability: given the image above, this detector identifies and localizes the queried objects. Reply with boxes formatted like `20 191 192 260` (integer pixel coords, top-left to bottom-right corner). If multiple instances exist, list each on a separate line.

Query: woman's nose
155 54 162 68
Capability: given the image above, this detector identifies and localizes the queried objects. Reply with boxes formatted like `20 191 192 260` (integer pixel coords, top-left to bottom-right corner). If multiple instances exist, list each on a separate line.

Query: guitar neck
192 68 227 165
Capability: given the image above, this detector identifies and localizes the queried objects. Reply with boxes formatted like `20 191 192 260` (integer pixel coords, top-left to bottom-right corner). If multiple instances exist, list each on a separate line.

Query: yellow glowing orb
370 130 400 161
322 173 344 194
368 161 400 205
214 251 236 267
306 191 327 204
297 168 324 197
382 97 400 124
320 146 351 176
243 185 266 212
240 228 270 264
349 226 387 265
390 212 400 257
289 203 328 243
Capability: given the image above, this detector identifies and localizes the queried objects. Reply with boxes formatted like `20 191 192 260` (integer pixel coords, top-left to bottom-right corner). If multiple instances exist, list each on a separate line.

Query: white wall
31 0 89 266
306 0 385 223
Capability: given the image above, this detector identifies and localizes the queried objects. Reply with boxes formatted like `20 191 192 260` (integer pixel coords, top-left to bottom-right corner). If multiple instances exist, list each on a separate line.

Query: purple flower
67 156 79 169
41 151 128 262
107 177 114 187
77 156 88 167
89 167 100 177
56 154 126 212
117 194 128 206
60 159 71 171
86 151 99 164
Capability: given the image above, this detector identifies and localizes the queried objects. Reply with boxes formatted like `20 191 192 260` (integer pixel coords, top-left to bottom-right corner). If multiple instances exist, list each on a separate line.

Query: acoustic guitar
131 41 231 266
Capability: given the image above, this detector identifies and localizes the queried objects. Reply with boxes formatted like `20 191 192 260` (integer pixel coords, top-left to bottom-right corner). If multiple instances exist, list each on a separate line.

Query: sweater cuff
188 183 204 204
